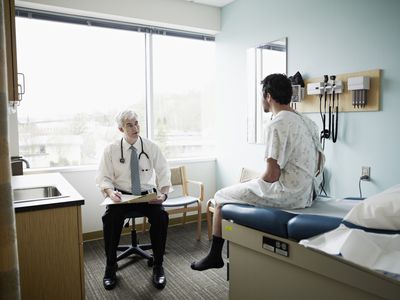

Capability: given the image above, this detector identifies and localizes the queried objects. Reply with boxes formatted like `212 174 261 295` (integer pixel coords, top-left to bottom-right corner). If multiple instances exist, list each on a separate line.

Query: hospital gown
215 110 323 209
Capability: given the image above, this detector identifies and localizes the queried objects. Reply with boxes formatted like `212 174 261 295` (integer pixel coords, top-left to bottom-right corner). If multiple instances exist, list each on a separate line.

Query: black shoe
152 266 167 290
103 264 118 290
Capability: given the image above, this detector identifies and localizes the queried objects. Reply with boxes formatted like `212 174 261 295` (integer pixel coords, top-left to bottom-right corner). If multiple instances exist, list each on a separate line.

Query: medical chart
100 192 157 206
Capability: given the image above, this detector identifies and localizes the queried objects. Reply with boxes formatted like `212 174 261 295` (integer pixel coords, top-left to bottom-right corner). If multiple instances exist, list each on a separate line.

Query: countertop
12 172 84 212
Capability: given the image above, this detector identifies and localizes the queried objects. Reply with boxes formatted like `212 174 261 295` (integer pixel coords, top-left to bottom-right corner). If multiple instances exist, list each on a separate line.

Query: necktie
130 146 141 195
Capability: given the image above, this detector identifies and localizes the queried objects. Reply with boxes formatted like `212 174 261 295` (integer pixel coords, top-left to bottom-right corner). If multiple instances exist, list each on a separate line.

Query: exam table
221 198 400 300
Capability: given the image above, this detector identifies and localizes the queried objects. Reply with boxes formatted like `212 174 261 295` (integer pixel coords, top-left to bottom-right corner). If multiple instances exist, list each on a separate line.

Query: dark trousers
102 203 169 268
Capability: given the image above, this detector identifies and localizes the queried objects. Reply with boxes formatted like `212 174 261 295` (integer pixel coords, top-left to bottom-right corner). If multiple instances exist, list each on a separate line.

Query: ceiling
184 0 235 7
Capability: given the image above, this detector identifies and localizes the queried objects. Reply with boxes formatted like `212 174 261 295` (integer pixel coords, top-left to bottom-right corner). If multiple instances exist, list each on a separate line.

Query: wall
216 0 400 198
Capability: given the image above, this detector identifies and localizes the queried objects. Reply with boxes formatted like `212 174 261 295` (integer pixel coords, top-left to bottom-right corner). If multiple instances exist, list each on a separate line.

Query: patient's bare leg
212 205 223 237
191 204 224 271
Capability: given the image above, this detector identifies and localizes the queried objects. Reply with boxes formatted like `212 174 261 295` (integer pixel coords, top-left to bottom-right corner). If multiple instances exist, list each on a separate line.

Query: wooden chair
206 167 259 240
143 166 204 240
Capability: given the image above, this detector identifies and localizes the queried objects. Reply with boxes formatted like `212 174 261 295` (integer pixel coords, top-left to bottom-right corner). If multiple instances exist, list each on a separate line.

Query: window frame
11 7 216 169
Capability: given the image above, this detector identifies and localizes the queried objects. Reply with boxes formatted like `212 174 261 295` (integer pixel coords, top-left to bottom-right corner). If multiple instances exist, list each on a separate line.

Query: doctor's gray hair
115 109 138 128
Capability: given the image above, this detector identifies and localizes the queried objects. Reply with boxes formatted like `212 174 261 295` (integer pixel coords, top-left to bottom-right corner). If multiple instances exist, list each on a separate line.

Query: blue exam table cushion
221 204 296 238
222 204 343 241
288 214 342 241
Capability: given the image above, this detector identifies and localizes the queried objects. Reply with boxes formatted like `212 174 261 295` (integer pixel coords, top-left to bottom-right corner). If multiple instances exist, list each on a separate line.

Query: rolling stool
117 210 153 267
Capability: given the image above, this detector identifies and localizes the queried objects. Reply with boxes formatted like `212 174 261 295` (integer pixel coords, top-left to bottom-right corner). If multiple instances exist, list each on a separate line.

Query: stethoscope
120 136 150 171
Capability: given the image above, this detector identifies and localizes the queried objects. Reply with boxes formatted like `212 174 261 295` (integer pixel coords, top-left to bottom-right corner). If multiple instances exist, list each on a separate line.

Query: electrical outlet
361 166 371 180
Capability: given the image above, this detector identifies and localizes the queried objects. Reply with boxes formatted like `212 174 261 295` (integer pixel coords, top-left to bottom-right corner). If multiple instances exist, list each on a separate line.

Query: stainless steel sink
13 186 68 203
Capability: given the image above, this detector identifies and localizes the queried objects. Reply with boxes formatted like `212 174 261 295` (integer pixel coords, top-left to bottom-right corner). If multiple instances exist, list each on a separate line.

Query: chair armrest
207 198 215 212
186 180 204 201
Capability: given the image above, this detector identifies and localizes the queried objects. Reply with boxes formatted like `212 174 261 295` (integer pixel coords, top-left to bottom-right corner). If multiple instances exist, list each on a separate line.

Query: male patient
191 73 325 271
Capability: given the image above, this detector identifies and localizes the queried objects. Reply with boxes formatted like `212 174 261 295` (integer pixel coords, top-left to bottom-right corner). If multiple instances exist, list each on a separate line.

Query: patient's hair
115 109 138 128
261 73 292 105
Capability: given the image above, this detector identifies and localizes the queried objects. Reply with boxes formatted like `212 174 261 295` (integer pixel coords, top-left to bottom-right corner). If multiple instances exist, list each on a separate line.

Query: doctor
96 109 171 290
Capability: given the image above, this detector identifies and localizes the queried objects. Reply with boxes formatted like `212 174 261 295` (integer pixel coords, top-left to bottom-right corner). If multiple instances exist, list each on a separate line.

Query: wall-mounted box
348 76 370 91
306 82 324 95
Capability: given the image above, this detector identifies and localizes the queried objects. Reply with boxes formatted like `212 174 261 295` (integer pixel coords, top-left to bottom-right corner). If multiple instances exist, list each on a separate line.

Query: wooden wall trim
0 1 20 299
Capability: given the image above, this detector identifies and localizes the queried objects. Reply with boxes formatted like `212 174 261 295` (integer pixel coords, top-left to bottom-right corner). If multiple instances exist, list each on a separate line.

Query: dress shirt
96 136 171 196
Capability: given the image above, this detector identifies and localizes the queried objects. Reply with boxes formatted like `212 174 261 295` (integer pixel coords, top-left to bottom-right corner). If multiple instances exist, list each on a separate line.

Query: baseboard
83 212 208 242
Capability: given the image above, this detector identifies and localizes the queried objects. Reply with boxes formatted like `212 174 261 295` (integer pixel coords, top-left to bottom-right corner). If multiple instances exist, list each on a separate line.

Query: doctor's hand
148 194 167 205
110 191 122 202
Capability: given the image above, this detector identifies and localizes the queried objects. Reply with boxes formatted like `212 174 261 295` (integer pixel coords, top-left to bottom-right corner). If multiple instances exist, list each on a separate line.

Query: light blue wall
215 0 400 198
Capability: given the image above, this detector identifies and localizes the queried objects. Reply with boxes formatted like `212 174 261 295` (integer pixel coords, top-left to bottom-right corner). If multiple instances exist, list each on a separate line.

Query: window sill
22 156 216 174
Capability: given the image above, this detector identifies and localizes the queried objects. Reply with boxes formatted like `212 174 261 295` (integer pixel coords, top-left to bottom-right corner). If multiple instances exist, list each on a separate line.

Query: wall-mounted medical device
306 82 324 95
290 71 305 105
306 80 343 95
298 69 380 113
291 85 305 103
348 76 370 108
306 75 343 146
327 79 343 94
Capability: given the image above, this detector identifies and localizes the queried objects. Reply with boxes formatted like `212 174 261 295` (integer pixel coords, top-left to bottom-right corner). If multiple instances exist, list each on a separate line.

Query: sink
13 186 68 203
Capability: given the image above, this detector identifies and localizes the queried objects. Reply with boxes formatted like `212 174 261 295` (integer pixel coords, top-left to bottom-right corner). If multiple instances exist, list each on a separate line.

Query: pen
114 191 122 202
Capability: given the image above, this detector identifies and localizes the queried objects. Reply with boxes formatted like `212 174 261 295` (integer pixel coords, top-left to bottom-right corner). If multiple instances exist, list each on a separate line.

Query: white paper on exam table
285 197 360 218
300 224 400 275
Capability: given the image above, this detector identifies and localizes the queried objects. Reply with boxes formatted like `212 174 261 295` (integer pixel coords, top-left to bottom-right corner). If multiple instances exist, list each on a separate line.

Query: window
152 35 216 159
14 11 215 168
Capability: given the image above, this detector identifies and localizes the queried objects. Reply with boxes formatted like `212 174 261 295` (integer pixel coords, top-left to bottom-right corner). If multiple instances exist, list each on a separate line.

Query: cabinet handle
17 72 25 101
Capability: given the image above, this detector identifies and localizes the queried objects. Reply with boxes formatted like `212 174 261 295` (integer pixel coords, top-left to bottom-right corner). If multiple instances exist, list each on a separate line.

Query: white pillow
343 184 400 230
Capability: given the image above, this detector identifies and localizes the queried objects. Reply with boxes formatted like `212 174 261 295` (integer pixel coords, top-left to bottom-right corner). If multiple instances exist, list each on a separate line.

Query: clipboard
100 192 157 206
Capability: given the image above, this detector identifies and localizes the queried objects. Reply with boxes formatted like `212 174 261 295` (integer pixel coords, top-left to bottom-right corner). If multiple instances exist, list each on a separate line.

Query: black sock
191 235 225 271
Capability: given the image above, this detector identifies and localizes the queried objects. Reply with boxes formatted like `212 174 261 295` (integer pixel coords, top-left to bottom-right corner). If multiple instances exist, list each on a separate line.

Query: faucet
11 156 30 169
